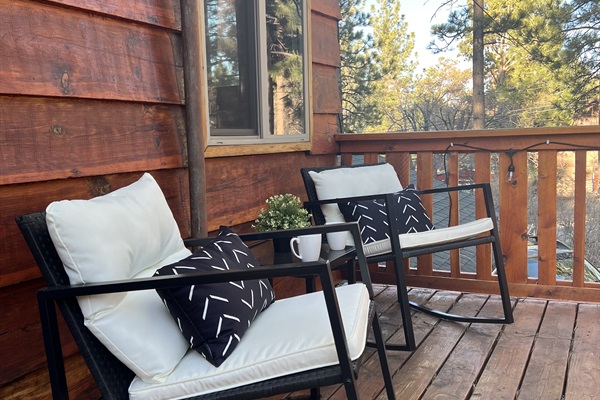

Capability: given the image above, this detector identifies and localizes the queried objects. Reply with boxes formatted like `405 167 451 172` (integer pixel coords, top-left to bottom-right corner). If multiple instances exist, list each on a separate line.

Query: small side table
274 245 356 293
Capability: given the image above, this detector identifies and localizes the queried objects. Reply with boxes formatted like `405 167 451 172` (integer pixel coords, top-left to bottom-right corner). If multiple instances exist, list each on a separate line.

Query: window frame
202 0 312 151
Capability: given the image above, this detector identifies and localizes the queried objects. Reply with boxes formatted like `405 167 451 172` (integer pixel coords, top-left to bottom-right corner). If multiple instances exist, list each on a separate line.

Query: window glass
205 0 307 142
205 0 257 135
266 0 305 136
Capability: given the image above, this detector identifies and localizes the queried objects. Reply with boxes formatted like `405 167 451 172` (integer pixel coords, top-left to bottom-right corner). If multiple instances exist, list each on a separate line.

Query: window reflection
266 0 305 136
205 0 306 138
205 0 256 134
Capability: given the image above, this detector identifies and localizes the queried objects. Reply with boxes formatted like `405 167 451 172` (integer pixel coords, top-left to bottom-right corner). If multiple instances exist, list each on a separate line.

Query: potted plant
253 194 312 253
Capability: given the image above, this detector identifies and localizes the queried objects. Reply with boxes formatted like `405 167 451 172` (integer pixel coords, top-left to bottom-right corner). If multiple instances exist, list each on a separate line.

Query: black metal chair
301 164 514 351
17 212 395 400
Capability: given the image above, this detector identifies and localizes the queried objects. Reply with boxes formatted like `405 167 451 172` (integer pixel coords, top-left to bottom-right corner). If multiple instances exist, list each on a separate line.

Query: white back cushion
309 163 403 224
46 173 190 383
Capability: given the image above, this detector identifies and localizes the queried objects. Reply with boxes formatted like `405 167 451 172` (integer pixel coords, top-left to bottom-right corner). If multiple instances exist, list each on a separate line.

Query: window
204 0 309 145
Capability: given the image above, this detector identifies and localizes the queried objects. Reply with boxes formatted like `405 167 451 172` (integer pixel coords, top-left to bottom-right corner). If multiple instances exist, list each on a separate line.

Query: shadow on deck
265 284 599 400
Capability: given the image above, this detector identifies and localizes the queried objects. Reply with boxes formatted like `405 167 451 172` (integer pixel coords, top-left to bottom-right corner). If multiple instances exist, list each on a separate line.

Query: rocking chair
17 173 395 399
301 163 514 351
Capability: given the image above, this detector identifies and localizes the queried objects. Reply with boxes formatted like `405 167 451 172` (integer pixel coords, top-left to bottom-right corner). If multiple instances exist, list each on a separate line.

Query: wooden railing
335 126 600 302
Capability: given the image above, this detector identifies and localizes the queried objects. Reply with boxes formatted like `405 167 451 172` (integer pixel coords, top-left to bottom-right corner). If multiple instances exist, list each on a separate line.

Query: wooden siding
0 0 344 396
310 0 342 20
205 152 333 232
49 0 182 29
312 63 343 115
0 1 184 103
311 12 341 67
309 7 342 155
0 97 187 185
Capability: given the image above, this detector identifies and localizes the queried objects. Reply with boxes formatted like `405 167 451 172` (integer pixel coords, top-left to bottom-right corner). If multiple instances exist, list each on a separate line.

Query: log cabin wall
0 0 342 397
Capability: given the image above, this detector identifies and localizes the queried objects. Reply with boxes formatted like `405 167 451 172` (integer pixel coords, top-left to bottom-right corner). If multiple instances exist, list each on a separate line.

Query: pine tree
338 0 380 133
366 0 416 132
430 0 599 127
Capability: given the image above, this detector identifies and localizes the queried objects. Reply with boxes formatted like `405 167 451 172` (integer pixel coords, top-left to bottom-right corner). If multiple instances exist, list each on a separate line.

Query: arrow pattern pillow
154 226 275 367
339 184 434 244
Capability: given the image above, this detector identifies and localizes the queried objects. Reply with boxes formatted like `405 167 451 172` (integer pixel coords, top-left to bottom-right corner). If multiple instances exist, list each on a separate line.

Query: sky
364 0 468 70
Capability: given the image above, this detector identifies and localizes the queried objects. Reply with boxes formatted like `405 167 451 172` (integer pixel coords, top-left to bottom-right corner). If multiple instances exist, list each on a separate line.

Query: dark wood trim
181 0 208 237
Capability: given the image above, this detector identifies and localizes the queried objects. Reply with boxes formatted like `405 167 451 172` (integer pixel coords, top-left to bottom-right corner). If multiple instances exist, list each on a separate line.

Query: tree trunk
472 0 485 129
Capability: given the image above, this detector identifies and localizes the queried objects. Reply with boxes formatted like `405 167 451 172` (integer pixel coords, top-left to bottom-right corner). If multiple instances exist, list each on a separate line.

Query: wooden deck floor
268 284 600 400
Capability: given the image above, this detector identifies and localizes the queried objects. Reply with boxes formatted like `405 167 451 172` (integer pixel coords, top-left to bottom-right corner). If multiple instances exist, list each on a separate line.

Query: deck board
518 301 576 399
471 298 546 400
386 294 488 400
421 296 511 400
266 286 599 400
565 303 600 400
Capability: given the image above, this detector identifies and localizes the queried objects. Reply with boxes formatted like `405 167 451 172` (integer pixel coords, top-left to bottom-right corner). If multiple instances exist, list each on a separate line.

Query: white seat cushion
363 218 494 257
46 173 191 383
128 283 371 400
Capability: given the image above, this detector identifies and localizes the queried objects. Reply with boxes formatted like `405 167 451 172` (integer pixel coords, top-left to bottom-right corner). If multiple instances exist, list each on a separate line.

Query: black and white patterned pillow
339 184 434 244
154 226 275 367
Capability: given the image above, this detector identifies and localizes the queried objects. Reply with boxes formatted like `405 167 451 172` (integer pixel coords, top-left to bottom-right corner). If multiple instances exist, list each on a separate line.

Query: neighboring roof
413 170 479 273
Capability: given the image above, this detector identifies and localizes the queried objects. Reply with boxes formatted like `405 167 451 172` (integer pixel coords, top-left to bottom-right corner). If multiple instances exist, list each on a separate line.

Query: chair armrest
186 222 377 300
38 261 330 301
303 183 491 203
40 222 371 300
304 183 496 222
304 193 392 209
415 182 496 222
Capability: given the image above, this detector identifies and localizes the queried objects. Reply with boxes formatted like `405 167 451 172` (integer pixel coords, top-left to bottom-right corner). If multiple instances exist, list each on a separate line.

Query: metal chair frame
301 164 514 351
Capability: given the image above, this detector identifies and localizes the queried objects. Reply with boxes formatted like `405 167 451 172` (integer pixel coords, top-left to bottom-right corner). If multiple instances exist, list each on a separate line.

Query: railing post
475 151 492 280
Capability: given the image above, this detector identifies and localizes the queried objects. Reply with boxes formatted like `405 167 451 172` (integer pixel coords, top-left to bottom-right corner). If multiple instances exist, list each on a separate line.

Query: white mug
290 233 322 262
325 222 348 251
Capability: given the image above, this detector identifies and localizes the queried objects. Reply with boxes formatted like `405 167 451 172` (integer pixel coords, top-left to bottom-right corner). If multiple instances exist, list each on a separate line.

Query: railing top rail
335 126 599 153
335 126 599 141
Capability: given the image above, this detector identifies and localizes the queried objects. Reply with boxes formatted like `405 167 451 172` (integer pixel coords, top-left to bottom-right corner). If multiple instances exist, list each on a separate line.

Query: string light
505 149 516 184
443 141 599 187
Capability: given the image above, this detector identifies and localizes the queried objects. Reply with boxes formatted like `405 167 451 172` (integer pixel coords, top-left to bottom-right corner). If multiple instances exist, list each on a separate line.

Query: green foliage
253 194 312 231
267 0 306 134
431 0 599 127
339 0 381 132
365 0 416 132
402 58 473 131
205 0 241 87
339 0 597 131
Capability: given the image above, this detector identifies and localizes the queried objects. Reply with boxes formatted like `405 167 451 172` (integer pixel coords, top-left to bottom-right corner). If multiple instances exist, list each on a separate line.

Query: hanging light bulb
505 149 516 184
506 163 515 183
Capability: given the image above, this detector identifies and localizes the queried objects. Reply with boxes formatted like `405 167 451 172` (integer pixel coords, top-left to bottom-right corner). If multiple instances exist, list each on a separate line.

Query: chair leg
371 311 396 400
341 377 359 400
492 235 514 324
309 387 321 399
37 293 69 400
366 255 417 352
407 237 514 324
391 255 417 351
